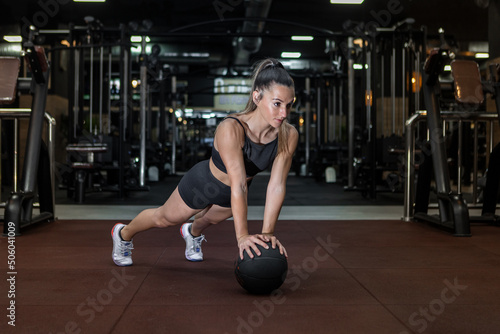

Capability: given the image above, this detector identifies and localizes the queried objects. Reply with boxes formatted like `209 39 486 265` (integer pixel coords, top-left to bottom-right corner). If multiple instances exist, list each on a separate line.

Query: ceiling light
291 36 314 41
181 52 209 58
353 64 369 70
330 0 364 4
281 52 301 59
3 35 22 42
475 53 489 59
130 36 150 43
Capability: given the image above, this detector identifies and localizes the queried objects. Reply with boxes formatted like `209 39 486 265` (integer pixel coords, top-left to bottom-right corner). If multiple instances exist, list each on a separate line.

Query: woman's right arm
215 120 269 259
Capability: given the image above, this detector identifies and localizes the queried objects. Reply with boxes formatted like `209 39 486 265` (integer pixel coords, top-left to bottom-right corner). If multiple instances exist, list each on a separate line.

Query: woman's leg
120 187 202 241
190 205 233 236
179 204 233 262
112 187 202 266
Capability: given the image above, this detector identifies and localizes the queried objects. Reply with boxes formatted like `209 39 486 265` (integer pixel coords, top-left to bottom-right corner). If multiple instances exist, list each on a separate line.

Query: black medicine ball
234 241 288 294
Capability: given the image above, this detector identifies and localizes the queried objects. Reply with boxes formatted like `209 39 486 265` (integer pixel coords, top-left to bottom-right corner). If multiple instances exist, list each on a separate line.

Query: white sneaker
111 223 133 266
180 222 206 262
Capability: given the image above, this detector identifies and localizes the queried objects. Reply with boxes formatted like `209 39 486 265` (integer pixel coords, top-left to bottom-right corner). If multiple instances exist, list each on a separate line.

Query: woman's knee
195 207 231 226
151 208 175 228
198 215 221 226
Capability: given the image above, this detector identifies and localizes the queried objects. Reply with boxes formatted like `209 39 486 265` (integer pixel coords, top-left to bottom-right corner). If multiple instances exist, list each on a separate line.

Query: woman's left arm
261 125 299 254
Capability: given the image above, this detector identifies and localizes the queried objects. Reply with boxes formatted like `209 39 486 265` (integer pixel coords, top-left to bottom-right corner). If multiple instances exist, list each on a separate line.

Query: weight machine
409 47 500 236
2 26 55 235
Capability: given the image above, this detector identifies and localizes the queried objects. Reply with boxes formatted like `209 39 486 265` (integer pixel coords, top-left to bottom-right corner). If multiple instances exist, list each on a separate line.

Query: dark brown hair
239 58 295 156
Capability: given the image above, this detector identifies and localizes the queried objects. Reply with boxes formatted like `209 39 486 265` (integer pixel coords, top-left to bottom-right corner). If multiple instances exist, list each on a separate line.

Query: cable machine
337 19 424 198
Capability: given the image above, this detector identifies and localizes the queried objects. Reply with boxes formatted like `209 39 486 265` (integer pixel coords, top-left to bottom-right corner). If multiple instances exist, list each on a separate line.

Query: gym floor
2 175 500 333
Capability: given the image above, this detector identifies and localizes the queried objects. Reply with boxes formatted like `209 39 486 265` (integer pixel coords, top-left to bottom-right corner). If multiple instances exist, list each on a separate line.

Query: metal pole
402 46 406 134
317 85 322 145
73 49 80 139
490 121 494 154
147 88 152 141
391 39 396 134
139 39 148 187
119 25 129 198
324 86 328 144
457 120 462 194
381 54 385 137
415 51 421 112
99 45 104 135
366 49 372 141
332 83 337 141
108 47 112 134
159 71 166 177
305 77 311 175
347 36 355 188
171 75 177 175
89 45 94 135
328 84 333 142
404 112 421 221
45 112 56 216
369 35 378 199
13 118 18 193
473 121 479 204
339 84 343 141
122 47 129 141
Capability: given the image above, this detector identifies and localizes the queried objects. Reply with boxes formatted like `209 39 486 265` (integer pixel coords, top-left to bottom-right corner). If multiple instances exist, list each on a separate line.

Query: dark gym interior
1 0 500 333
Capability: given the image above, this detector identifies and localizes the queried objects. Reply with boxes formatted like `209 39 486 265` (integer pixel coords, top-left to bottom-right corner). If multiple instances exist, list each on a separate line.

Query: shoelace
119 240 134 256
193 235 206 252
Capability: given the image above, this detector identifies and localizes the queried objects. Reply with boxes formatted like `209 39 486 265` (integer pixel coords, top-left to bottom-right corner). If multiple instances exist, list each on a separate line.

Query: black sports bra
211 117 278 177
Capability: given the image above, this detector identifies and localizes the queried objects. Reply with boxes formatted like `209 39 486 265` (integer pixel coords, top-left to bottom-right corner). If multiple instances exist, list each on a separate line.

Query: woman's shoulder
223 115 243 124
215 116 246 141
219 116 245 130
283 121 299 138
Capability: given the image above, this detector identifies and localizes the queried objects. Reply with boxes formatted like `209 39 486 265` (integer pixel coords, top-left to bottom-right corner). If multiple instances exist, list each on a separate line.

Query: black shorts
178 160 233 209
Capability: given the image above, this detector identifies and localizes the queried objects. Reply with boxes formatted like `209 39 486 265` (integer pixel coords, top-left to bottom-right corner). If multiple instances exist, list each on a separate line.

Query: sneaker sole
112 258 133 267
185 253 203 262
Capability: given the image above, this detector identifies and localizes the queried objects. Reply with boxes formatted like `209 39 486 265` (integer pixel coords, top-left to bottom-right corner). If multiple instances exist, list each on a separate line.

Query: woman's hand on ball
237 234 270 260
237 234 288 260
263 234 288 258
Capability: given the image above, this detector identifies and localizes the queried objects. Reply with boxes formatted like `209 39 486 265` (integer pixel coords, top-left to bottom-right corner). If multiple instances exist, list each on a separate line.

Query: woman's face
254 84 295 128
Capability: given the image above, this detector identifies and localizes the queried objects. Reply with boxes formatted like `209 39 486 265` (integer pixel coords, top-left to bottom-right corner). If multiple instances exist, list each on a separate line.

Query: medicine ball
234 241 288 294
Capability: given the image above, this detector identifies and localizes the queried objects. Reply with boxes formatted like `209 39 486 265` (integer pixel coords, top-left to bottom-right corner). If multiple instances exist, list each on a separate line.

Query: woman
111 58 298 266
